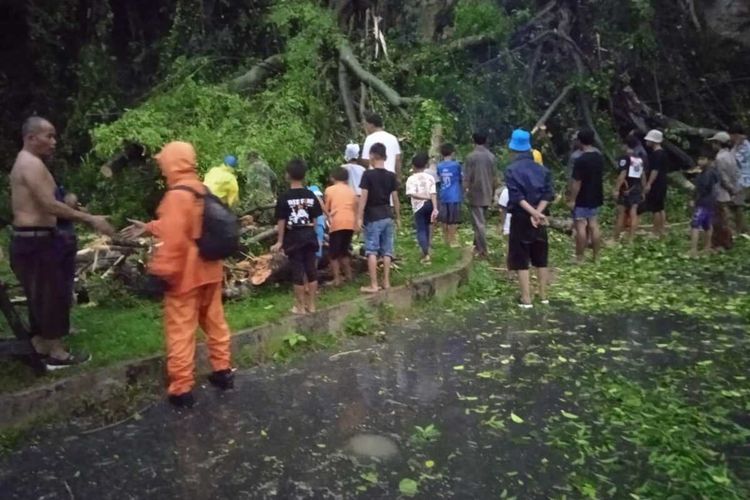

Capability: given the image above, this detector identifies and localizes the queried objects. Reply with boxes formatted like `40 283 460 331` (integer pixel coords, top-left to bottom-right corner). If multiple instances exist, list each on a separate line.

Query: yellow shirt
203 164 239 206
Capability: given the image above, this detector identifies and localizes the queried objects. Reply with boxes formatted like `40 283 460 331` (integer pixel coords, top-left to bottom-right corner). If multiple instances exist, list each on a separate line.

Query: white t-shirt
498 187 511 235
343 162 365 196
405 172 437 213
362 130 401 174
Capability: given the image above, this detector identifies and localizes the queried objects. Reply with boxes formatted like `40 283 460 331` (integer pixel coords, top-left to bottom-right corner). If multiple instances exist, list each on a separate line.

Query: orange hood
155 141 200 186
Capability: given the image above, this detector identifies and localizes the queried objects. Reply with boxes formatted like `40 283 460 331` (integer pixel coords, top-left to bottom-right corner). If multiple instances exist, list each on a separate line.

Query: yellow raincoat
203 164 239 206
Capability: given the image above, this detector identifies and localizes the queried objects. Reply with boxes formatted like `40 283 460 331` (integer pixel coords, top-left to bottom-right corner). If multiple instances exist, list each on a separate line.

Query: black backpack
171 185 239 261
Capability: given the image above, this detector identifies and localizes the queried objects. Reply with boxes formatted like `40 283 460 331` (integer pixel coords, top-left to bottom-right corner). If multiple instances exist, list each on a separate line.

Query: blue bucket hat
223 155 238 168
508 129 532 152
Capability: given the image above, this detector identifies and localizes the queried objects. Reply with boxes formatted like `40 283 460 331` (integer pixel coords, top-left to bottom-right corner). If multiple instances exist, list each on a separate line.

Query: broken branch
532 83 574 134
338 42 420 107
227 55 284 94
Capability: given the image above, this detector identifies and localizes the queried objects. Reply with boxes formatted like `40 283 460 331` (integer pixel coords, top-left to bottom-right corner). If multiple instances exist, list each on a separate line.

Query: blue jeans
364 218 395 258
414 201 433 256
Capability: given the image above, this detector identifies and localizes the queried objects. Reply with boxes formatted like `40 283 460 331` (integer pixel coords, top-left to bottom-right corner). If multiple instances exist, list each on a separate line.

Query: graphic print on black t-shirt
617 155 645 191
275 188 323 229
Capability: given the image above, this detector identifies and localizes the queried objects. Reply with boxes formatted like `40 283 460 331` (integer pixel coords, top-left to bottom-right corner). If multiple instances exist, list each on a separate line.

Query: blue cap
223 155 238 168
309 185 323 196
508 129 532 152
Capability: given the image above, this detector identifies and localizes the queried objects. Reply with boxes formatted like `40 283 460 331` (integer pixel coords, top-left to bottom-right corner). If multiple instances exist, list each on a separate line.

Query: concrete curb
0 250 472 429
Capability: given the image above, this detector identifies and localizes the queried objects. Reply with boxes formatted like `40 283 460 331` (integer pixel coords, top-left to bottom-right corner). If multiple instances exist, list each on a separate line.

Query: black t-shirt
572 151 604 208
617 155 646 192
359 168 398 223
275 188 323 251
648 149 669 192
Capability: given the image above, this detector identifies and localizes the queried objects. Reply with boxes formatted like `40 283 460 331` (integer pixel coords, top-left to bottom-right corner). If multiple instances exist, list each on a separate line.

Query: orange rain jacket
145 142 223 295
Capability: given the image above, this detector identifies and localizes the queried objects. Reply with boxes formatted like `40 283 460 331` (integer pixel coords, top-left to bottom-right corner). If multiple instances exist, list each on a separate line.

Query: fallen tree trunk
227 54 285 94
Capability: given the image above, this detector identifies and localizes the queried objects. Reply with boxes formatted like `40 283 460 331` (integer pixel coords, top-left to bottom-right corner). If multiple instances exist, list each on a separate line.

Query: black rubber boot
168 392 195 409
208 369 235 390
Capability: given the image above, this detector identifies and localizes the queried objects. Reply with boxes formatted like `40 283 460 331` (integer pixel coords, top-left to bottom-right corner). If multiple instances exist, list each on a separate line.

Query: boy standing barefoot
690 153 720 257
324 167 358 285
613 136 646 243
357 143 400 293
406 153 439 262
271 160 324 314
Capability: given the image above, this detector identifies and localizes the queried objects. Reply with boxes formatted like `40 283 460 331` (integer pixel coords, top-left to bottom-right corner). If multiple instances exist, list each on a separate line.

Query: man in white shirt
361 112 402 178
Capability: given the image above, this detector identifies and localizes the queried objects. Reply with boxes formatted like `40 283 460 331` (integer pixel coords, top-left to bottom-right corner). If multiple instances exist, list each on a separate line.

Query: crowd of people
6 112 750 407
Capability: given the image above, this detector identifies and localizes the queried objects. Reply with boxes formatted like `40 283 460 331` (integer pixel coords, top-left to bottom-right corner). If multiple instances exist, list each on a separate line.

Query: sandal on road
360 286 381 294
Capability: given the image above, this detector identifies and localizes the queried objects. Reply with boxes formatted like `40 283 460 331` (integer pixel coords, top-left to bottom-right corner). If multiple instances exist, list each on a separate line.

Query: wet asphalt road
1 304 747 499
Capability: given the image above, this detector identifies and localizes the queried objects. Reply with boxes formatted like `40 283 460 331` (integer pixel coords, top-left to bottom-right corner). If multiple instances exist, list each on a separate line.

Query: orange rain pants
164 282 232 396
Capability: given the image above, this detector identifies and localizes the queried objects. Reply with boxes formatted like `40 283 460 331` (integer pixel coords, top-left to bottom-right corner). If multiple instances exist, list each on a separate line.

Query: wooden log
245 227 279 245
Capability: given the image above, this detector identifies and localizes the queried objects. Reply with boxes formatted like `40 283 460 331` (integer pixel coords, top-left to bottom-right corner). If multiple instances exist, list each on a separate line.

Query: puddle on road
1 305 749 499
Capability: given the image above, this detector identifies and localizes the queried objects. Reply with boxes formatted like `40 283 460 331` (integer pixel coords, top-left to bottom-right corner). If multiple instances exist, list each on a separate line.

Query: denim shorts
364 218 394 258
572 206 600 220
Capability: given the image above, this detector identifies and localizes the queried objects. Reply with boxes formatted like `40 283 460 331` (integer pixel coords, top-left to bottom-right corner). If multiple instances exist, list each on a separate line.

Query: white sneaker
518 303 533 309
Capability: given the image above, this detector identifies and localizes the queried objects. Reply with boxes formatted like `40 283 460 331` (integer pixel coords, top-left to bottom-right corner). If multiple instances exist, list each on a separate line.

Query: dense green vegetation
2 0 749 222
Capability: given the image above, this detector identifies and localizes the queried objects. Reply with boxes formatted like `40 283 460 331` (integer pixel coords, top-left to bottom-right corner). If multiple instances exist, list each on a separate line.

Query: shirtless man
9 116 113 368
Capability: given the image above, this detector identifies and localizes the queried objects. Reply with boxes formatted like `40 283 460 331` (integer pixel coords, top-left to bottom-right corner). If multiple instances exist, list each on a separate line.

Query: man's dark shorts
9 228 70 340
507 213 549 271
618 188 643 208
640 186 667 213
439 202 462 224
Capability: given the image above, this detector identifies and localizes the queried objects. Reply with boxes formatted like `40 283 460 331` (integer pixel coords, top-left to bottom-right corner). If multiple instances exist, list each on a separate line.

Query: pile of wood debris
75 226 291 300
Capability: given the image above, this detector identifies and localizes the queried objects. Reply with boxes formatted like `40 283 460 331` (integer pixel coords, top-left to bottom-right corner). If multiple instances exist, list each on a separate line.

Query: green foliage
272 332 310 362
409 424 442 446
343 307 379 337
85 0 349 219
453 0 511 40
399 99 456 153
398 478 419 497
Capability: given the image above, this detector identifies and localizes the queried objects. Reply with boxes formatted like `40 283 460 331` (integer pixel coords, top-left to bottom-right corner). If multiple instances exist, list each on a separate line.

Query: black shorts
9 229 71 339
640 186 667 213
439 202 462 225
329 230 353 259
507 213 549 271
618 189 643 208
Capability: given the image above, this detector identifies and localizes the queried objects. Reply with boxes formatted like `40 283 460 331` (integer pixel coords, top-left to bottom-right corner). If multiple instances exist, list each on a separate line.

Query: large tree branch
338 61 359 136
623 86 718 137
532 83 574 133
227 55 284 94
338 41 420 107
